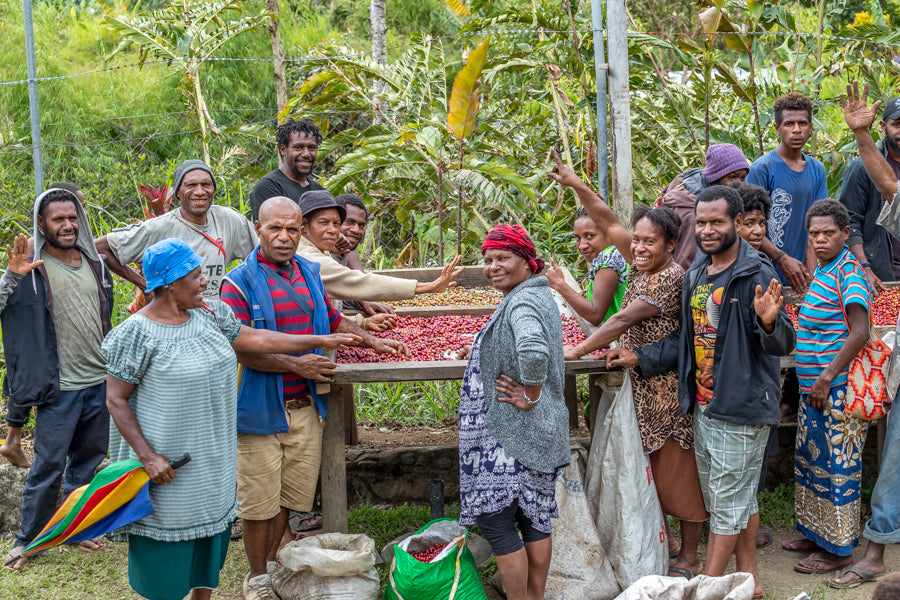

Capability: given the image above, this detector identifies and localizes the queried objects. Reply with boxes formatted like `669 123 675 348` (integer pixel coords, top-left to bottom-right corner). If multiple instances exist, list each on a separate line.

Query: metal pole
606 0 632 224
23 0 44 196
590 0 608 202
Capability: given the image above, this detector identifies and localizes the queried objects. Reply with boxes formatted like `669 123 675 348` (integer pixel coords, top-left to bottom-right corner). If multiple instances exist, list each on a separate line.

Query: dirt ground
4 424 899 599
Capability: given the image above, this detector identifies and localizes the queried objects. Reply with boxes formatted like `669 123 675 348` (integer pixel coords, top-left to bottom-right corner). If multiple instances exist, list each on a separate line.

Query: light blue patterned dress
458 330 559 533
102 300 241 542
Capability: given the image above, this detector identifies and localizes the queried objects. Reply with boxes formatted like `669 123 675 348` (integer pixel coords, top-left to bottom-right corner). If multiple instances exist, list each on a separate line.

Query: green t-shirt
41 252 107 390
585 245 630 323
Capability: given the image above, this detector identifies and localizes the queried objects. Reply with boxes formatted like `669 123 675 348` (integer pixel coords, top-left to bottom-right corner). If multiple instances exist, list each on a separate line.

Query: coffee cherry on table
787 287 900 328
389 287 502 308
337 314 604 363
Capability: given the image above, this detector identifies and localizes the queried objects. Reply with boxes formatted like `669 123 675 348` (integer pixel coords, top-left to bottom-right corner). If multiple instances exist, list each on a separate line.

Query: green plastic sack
383 518 487 600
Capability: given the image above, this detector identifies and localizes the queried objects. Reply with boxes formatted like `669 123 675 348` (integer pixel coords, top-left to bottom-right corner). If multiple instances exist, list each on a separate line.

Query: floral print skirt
458 331 559 534
794 384 870 556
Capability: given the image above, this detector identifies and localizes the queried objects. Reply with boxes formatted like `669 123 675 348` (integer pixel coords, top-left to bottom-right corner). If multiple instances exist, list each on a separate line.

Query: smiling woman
101 238 358 600
552 156 709 578
456 223 568 600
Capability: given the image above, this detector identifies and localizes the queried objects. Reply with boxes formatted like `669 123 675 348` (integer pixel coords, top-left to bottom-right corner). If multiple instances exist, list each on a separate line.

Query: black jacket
839 139 900 282
634 239 796 425
0 256 114 409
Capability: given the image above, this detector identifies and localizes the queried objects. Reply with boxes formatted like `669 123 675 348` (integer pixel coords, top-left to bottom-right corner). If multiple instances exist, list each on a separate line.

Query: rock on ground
0 463 28 534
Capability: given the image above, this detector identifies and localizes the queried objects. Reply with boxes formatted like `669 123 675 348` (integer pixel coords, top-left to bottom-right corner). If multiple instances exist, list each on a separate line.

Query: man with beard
1 182 89 469
606 185 796 599
839 82 900 294
1 189 115 570
250 119 325 221
96 160 258 298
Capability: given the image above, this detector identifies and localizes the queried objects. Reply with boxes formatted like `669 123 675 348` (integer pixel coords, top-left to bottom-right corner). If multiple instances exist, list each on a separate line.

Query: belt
284 395 312 410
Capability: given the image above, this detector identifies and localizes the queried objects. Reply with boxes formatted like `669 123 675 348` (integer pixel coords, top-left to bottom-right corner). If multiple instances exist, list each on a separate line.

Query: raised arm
545 258 618 325
549 150 634 263
0 234 42 312
842 81 899 204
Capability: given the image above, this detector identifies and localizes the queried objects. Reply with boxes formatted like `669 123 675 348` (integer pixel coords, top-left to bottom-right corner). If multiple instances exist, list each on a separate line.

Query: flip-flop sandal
794 557 844 574
669 545 681 559
828 565 885 589
231 518 243 540
756 530 774 549
289 511 323 532
667 566 699 580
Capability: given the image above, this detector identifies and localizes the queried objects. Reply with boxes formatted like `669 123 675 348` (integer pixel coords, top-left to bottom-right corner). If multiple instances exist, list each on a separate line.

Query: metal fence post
23 0 44 196
590 0 608 203
606 0 632 224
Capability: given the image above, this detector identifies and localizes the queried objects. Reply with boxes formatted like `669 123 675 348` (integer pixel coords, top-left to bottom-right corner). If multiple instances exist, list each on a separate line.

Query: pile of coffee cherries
785 287 900 329
410 542 449 563
337 315 491 363
390 287 502 307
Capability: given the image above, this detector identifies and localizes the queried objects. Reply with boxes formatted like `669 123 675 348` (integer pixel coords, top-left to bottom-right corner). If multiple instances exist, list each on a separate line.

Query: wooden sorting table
319 265 617 533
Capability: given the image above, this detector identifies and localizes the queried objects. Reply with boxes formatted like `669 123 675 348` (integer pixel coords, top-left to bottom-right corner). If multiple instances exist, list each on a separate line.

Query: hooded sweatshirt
0 189 113 407
656 168 709 270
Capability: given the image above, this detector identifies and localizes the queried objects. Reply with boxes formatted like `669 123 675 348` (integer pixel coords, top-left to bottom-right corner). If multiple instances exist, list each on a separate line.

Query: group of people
2 78 900 600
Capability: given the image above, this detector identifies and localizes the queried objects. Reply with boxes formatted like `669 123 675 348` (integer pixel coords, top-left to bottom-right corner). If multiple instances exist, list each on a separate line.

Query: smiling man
607 185 796 599
220 196 405 600
96 160 258 298
250 119 326 222
1 189 114 570
839 83 900 293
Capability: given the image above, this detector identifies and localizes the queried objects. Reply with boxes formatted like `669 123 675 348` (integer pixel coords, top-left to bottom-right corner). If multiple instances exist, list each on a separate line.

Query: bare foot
0 442 31 468
3 546 28 572
76 537 105 553
781 537 817 552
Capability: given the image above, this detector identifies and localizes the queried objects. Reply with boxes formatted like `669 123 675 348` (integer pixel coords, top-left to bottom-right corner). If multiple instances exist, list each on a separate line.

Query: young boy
734 182 773 251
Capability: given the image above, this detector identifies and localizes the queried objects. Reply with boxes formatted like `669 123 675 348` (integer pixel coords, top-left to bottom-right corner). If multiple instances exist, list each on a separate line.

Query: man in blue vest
221 196 406 600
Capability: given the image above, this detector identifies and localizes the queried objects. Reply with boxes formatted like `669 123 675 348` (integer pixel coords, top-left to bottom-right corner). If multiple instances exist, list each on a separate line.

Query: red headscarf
481 224 545 273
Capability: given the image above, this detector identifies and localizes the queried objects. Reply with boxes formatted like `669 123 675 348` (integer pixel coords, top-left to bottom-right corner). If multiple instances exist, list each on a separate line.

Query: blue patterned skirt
795 384 870 556
458 331 559 534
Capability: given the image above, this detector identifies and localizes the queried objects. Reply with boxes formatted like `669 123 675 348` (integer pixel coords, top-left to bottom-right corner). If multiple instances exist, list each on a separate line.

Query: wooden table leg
588 373 602 433
321 383 348 533
564 374 578 429
343 384 358 446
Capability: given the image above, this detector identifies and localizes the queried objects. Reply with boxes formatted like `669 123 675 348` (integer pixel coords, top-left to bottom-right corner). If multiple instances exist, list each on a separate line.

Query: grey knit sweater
478 275 569 473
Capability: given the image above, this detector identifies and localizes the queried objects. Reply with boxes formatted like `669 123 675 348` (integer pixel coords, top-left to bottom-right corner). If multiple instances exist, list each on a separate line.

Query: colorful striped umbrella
6 454 190 565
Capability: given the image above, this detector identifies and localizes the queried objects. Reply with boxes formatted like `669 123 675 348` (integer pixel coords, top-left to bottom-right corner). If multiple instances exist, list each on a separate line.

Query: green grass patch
758 483 795 528
355 381 460 427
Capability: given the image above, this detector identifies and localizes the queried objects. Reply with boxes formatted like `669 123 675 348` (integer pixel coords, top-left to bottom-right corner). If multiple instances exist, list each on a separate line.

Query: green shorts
128 528 230 600
694 403 769 536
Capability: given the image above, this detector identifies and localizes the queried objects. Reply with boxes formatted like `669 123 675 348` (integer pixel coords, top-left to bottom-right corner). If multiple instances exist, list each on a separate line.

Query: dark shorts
128 528 230 600
474 500 550 556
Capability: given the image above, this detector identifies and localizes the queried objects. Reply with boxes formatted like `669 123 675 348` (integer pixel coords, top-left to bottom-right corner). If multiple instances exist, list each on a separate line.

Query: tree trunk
267 0 288 114
370 0 387 122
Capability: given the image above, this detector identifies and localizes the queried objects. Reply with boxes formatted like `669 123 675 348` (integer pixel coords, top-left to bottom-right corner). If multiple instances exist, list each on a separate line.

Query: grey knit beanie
172 159 217 196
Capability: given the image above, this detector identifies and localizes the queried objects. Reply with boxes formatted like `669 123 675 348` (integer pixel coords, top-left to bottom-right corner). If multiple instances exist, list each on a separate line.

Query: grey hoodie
0 189 113 408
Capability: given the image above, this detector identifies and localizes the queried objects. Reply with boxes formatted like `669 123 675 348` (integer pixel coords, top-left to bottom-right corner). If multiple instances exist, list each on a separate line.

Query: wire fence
1 23 899 268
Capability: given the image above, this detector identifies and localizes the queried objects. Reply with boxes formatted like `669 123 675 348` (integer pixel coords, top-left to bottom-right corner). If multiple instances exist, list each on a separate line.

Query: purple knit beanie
703 144 750 183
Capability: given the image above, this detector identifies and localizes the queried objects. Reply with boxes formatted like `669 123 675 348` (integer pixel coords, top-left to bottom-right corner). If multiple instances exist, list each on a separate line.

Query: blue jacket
225 247 332 435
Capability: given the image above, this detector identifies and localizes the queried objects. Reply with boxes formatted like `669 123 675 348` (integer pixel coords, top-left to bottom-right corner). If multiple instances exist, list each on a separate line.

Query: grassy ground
0 502 489 599
1 489 799 599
